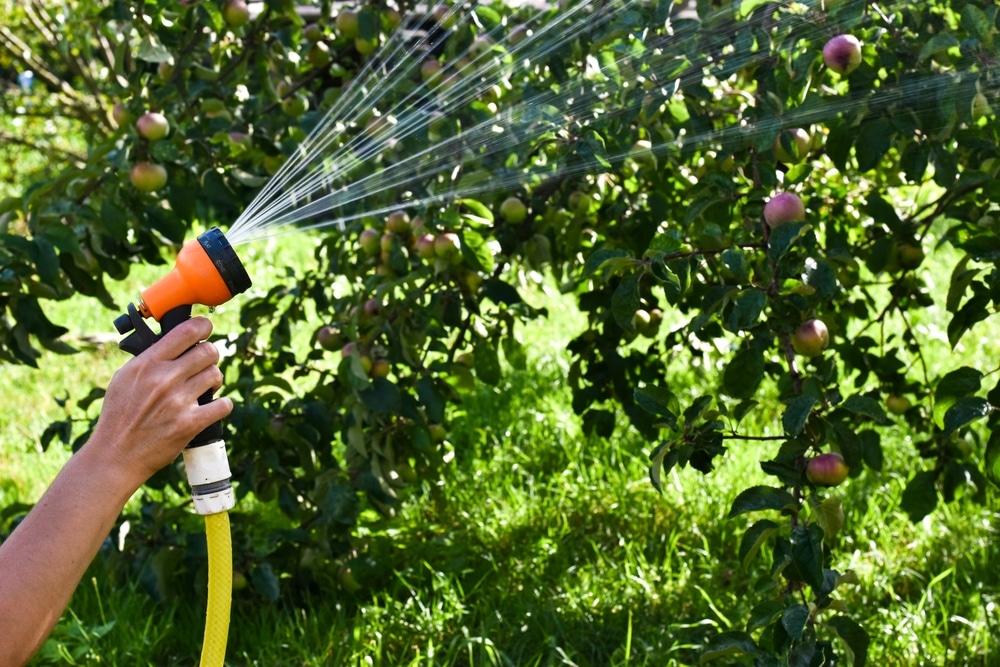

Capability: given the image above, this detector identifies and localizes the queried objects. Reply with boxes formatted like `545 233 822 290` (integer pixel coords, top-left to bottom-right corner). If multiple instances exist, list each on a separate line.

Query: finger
171 340 222 384
150 317 214 360
200 396 234 424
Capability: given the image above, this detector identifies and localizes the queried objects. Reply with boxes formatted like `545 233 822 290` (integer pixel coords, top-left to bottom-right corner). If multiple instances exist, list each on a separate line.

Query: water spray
114 226 250 667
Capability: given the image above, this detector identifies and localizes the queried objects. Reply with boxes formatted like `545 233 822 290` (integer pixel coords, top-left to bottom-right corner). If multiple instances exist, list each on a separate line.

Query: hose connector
183 439 236 515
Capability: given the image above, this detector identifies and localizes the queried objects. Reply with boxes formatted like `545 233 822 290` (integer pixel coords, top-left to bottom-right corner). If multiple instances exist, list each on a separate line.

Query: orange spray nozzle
114 227 251 335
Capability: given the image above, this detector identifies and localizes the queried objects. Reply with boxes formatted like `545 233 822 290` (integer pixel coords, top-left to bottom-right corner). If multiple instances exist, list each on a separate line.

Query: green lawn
2 232 997 665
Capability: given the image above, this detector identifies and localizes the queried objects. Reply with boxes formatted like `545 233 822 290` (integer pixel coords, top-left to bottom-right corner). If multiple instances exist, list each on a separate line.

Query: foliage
2 0 1000 662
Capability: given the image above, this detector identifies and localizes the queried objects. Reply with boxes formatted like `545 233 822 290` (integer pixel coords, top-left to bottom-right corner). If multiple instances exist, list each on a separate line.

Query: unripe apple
414 234 437 260
432 5 456 29
380 232 396 254
111 103 131 128
383 9 403 30
772 128 811 163
363 297 382 318
508 24 529 45
317 325 345 351
568 190 592 214
434 232 461 259
763 192 805 228
222 0 251 27
791 319 830 357
359 228 380 256
306 41 331 68
635 308 662 337
232 570 249 591
971 92 994 121
302 23 324 42
897 242 924 270
135 112 169 141
421 59 444 82
628 139 656 167
428 423 447 443
462 270 482 293
806 452 849 487
822 35 862 75
500 196 527 224
385 210 411 234
335 10 359 38
355 37 378 56
370 359 391 378
281 94 309 118
130 162 168 191
886 395 911 415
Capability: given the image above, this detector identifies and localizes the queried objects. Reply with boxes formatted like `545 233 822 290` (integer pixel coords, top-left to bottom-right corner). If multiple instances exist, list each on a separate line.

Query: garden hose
202 511 233 667
113 227 252 665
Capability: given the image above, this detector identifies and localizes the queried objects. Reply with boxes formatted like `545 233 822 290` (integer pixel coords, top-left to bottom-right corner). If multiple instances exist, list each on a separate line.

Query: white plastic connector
182 439 236 515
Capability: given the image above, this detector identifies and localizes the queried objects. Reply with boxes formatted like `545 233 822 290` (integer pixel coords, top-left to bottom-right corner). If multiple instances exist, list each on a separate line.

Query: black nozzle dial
197 227 252 298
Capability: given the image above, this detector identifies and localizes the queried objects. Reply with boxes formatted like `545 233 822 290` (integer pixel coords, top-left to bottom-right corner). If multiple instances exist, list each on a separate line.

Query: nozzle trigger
118 303 159 357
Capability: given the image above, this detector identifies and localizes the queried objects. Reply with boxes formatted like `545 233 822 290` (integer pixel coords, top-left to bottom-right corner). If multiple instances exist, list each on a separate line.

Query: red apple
763 192 805 228
111 103 131 128
385 211 411 234
135 112 169 141
806 452 849 487
317 325 345 351
823 35 862 75
791 319 829 357
414 234 437 260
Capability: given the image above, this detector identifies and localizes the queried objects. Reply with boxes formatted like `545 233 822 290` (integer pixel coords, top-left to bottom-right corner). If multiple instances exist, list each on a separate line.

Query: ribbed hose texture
201 511 232 667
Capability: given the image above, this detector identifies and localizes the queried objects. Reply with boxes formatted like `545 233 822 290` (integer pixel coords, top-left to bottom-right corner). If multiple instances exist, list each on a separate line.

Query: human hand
88 316 233 490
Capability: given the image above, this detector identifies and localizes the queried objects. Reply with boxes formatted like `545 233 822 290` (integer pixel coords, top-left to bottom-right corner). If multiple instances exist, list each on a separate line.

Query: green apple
359 228 380 256
306 41 331 68
111 103 132 128
317 325 345 351
434 232 461 260
897 242 924 270
335 10 359 38
385 210 411 234
130 162 168 191
886 395 911 415
222 0 251 27
370 359 391 378
500 196 527 223
281 94 309 117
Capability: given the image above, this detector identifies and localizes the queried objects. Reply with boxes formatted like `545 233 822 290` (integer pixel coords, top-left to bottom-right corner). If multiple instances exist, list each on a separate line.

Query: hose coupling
183 439 236 515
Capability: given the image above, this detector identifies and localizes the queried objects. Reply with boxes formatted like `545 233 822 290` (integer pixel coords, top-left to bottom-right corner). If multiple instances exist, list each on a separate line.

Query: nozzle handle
118 304 224 449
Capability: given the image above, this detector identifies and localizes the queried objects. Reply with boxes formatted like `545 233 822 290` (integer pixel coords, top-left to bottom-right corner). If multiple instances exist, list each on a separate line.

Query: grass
1 232 998 665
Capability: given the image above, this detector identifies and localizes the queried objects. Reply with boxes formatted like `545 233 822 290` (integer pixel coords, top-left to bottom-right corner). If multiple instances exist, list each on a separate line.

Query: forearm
0 443 142 666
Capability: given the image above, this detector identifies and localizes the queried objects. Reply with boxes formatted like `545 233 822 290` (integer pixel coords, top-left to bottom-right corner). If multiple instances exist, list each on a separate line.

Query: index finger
148 317 215 360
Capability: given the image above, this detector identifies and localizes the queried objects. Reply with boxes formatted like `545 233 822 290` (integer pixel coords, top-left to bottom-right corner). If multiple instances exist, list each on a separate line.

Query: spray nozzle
114 227 251 335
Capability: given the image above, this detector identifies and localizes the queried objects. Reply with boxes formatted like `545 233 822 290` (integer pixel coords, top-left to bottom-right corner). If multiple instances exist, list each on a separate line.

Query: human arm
0 317 233 666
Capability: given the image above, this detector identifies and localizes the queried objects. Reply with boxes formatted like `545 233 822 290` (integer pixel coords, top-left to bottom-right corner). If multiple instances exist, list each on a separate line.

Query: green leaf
358 378 402 413
789 524 824 589
802 257 838 299
700 631 758 663
985 430 1000 489
812 497 845 538
649 440 679 492
738 519 779 571
782 604 810 641
767 221 811 263
721 247 749 283
900 469 939 522
943 397 992 435
460 229 495 273
782 395 816 436
746 599 785 632
723 347 765 399
634 386 679 429
582 248 631 279
918 34 960 62
729 486 798 518
473 337 502 386
726 289 766 332
827 615 870 666
841 394 889 424
936 367 983 401
612 272 642 332
137 34 173 63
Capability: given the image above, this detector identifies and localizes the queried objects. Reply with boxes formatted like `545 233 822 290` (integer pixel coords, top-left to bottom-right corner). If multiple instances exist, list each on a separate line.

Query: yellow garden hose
201 510 233 667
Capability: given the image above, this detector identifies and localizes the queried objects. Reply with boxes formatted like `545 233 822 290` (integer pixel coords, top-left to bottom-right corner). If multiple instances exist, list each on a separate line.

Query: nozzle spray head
114 227 251 335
